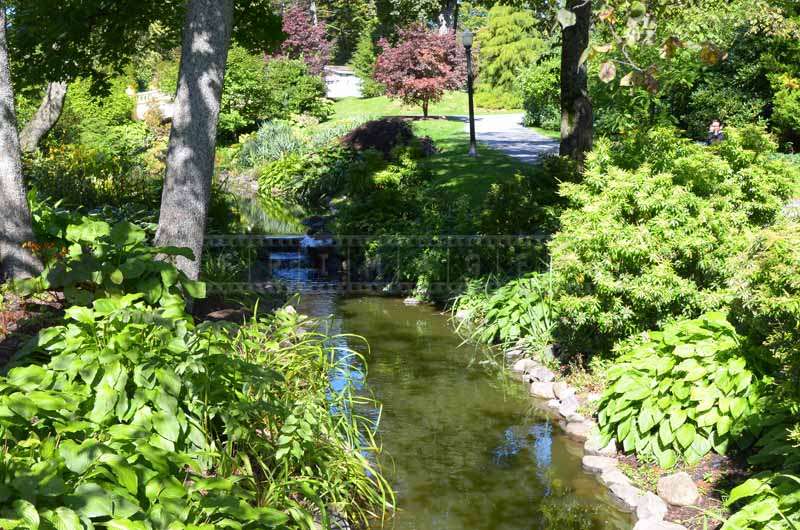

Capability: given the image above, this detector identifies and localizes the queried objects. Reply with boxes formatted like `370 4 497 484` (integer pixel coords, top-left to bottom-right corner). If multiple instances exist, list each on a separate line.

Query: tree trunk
422 100 429 118
0 4 43 281
438 0 459 34
19 81 68 153
559 0 593 165
154 0 233 280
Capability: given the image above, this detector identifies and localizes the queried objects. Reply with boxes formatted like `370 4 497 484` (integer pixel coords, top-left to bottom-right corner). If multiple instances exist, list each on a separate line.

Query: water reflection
297 295 632 530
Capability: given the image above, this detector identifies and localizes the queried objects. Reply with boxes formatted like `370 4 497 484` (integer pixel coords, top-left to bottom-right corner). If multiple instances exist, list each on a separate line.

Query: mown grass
332 91 521 121
411 118 536 207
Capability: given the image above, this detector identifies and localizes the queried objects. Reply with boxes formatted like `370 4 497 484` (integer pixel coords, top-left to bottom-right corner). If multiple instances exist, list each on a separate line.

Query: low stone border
511 356 696 530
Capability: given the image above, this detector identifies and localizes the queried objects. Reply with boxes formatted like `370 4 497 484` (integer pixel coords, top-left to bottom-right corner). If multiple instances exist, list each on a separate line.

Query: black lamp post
462 29 477 157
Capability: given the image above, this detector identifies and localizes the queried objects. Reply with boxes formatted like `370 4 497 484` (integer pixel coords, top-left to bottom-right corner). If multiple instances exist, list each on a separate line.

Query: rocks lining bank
510 356 696 530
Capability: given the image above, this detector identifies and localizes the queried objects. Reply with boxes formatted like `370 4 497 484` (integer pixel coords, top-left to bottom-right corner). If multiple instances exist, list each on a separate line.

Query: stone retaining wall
509 354 697 530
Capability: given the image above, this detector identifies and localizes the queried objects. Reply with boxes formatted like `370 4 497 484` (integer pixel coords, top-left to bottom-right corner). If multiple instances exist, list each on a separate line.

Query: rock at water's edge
584 432 617 457
582 455 618 473
553 381 576 399
633 520 687 530
530 381 556 399
528 366 556 382
512 358 539 373
565 421 594 441
636 492 669 521
657 472 699 507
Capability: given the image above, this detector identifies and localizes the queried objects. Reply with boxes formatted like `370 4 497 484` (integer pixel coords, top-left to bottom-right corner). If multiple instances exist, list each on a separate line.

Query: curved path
468 113 559 163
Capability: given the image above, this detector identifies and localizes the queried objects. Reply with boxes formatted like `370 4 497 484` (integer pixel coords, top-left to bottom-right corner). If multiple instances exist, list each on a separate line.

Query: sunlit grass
332 91 521 121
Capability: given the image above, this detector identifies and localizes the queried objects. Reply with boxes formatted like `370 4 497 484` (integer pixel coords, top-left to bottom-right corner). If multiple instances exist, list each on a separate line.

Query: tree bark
154 0 233 280
19 81 68 153
438 0 459 34
559 0 593 165
0 4 43 280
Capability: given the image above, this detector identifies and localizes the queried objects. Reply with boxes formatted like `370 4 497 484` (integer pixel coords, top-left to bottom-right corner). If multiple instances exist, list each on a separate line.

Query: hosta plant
723 473 800 530
597 312 762 468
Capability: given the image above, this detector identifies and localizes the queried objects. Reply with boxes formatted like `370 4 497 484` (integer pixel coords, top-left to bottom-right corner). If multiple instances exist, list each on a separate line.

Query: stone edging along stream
508 354 695 530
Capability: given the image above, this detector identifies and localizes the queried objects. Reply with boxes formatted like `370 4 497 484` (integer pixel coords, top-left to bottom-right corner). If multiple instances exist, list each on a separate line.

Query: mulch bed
0 292 65 367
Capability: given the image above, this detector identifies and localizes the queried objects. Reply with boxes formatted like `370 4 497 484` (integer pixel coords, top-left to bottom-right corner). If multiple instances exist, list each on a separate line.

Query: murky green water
303 296 632 530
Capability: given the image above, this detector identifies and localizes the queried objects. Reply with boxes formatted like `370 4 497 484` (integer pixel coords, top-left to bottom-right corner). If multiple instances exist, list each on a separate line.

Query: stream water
297 295 633 530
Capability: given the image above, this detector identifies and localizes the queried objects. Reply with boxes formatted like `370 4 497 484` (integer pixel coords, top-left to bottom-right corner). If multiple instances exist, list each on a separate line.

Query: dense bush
273 3 333 76
517 54 560 130
723 473 800 530
597 313 762 468
0 298 389 528
480 155 576 235
771 75 800 148
263 59 332 122
216 45 275 139
549 126 798 357
476 5 546 106
341 118 414 158
731 220 800 393
452 273 554 351
350 30 384 98
473 88 522 110
684 79 767 139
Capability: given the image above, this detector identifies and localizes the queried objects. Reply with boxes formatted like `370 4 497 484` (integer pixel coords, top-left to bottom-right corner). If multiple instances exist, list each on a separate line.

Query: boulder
528 366 556 382
566 413 587 423
657 472 699 507
608 482 646 512
512 358 539 374
545 399 562 410
598 468 631 487
582 455 618 474
558 394 580 417
530 382 556 399
584 433 617 457
584 392 602 403
553 381 576 400
565 421 594 441
505 348 525 359
633 520 687 530
403 297 420 306
637 492 669 521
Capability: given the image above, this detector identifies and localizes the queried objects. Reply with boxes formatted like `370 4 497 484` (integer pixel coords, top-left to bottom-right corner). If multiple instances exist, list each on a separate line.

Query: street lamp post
462 29 477 157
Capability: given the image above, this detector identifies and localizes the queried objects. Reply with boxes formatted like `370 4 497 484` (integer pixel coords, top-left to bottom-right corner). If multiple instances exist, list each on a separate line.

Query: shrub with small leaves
597 312 762 469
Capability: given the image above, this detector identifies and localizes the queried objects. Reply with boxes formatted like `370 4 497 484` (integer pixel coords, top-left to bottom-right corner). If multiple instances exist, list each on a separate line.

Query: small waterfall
268 235 340 292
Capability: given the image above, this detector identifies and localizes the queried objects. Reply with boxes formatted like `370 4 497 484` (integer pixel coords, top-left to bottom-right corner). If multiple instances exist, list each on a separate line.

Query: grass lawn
332 91 521 121
411 118 532 207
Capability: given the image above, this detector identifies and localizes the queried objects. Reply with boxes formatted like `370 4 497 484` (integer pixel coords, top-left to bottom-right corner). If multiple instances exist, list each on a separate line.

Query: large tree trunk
559 0 593 164
0 4 43 281
438 0 459 34
19 82 68 153
154 0 233 280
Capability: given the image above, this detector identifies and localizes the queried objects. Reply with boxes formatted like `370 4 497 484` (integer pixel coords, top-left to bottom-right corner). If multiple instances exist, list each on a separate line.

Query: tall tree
18 82 68 153
0 3 42 279
154 0 234 279
559 0 593 163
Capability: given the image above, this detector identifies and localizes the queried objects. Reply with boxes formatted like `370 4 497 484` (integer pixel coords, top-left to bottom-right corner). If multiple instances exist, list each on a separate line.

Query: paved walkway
467 113 559 163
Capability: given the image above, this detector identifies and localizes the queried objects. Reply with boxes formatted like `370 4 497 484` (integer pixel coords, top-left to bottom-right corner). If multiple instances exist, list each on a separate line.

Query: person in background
707 119 725 145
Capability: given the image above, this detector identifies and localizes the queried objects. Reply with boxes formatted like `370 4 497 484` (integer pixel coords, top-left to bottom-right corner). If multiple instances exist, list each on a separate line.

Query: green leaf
726 477 770 505
59 439 103 474
659 420 674 446
669 409 687 431
675 423 696 449
110 269 124 285
657 448 678 469
153 411 181 442
110 222 146 246
69 482 114 518
182 279 206 299
43 507 82 530
13 499 40 529
65 306 95 325
730 397 748 419
717 415 732 436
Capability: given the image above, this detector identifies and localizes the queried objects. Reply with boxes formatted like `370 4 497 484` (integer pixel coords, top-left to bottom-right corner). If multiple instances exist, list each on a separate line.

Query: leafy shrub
350 30 384 98
730 220 800 392
238 121 303 167
597 313 762 468
683 79 767 140
473 88 522 110
480 155 577 235
18 215 204 307
517 54 560 130
263 59 332 122
723 473 800 530
272 3 333 76
341 118 414 158
216 45 275 139
452 273 554 350
24 145 162 211
476 5 546 98
549 126 798 356
771 75 800 148
0 300 389 528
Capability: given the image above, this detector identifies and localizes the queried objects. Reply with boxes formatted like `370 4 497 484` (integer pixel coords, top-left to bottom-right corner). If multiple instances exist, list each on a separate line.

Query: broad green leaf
659 420 674 446
60 439 103 474
675 423 696 449
70 482 113 518
153 412 181 443
110 269 124 285
730 397 748 419
657 448 678 469
13 499 40 529
65 306 95 325
43 507 82 530
182 279 206 299
669 409 687 431
726 477 770 505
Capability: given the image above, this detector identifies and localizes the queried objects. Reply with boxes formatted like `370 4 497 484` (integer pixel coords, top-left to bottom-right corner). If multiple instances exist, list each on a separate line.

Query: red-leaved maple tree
274 3 333 76
374 24 467 117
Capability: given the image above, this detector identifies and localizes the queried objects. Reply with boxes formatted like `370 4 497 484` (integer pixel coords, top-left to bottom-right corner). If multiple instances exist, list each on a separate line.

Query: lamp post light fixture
462 29 477 157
